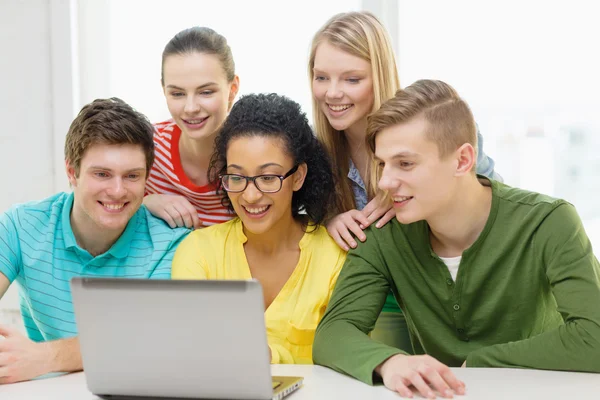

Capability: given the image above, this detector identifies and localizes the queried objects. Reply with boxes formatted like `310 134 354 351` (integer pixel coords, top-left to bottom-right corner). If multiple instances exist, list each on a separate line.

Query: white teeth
103 203 125 210
328 104 352 112
244 205 268 214
393 196 412 202
186 118 206 124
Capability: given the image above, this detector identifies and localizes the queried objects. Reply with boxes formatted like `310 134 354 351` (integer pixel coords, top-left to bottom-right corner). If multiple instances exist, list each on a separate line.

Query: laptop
70 278 303 399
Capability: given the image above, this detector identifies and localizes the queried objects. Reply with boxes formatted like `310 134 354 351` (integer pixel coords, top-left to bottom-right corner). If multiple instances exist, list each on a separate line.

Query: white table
3 365 599 399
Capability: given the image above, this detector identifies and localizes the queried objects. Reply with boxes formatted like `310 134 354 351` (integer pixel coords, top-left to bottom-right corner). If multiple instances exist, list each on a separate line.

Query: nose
184 95 201 114
325 80 343 100
378 167 398 192
107 177 127 198
241 180 263 203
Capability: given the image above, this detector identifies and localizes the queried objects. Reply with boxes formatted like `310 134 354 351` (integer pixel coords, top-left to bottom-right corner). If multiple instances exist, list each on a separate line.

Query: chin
327 119 350 132
97 216 130 231
394 213 420 225
241 222 271 236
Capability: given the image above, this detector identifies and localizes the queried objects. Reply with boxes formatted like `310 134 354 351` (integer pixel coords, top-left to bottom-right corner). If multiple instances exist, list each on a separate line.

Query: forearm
41 337 83 373
313 319 404 384
467 320 600 372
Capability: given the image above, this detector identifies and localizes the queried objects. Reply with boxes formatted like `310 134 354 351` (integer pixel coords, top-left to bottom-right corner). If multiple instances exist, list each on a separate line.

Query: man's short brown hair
64 97 155 176
367 79 477 164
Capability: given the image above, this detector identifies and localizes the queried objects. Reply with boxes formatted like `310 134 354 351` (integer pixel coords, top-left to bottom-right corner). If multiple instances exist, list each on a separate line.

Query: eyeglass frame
219 164 300 193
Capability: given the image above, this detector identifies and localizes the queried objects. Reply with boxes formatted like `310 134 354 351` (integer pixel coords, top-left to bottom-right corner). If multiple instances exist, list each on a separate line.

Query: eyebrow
375 152 419 163
165 82 217 90
391 152 419 159
227 163 284 171
313 68 368 75
89 166 146 173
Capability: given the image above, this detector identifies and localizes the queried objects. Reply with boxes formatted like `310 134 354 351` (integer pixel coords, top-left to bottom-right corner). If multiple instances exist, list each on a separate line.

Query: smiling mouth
328 104 353 112
392 196 413 205
183 117 209 124
242 205 270 215
99 201 127 211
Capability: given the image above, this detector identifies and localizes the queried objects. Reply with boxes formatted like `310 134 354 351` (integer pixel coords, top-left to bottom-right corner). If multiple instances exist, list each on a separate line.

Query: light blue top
0 192 189 342
349 128 502 210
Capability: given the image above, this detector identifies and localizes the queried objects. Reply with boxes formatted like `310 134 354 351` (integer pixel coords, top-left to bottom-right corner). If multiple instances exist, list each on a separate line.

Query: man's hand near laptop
0 274 82 384
375 354 466 399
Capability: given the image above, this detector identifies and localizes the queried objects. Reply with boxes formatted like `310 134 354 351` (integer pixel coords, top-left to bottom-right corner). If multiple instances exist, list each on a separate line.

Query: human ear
228 76 240 110
292 163 308 191
65 160 78 187
454 143 476 175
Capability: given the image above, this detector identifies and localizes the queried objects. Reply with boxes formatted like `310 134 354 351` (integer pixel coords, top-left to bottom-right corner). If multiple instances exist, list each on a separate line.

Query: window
397 0 600 252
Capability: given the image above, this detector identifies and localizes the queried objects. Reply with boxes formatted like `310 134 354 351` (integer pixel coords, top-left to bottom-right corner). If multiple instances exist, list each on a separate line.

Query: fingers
338 227 358 250
409 372 437 399
145 195 202 229
0 352 14 367
376 207 396 228
390 378 414 398
362 196 392 224
159 209 177 229
352 211 371 231
326 210 369 251
361 197 379 217
0 366 12 384
439 364 466 395
419 367 453 399
0 324 17 338
326 225 351 251
178 207 196 229
180 200 201 229
171 204 188 228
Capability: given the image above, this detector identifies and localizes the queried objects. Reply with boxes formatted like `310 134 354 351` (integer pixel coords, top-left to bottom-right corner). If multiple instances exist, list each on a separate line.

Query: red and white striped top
146 120 234 227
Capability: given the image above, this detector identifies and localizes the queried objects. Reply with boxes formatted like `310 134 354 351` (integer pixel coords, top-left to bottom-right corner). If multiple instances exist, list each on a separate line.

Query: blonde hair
309 11 400 215
367 79 477 164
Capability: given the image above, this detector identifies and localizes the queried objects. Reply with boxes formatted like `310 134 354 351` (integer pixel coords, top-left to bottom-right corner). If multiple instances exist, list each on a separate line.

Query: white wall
1 1 54 211
0 0 53 316
0 0 77 323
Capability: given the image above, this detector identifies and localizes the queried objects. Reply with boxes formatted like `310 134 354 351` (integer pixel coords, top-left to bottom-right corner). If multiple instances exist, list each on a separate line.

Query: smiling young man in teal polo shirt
0 98 189 384
313 80 600 399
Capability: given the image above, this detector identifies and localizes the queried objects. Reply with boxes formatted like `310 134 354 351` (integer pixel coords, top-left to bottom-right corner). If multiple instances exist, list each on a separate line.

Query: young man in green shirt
313 80 600 398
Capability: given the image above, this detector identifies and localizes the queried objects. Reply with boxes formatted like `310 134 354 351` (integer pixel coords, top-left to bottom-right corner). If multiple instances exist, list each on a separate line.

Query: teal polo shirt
0 192 189 342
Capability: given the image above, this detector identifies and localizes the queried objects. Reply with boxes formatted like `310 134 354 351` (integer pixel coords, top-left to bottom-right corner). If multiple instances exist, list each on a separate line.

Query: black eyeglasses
220 165 299 193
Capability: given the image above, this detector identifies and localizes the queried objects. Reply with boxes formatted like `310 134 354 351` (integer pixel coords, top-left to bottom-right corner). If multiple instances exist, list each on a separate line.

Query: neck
70 210 124 257
243 214 305 255
178 131 215 171
428 176 493 257
344 119 369 178
344 118 368 153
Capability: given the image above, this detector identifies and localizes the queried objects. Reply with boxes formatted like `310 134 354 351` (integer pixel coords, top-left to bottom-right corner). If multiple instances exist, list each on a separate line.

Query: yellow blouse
171 218 346 364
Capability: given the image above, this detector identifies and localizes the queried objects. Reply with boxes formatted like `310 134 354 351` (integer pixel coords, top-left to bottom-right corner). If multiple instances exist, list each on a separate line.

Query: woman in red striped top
144 27 240 228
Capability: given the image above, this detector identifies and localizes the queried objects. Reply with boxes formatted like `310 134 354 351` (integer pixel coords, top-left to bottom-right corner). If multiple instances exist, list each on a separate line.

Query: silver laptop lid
71 278 273 399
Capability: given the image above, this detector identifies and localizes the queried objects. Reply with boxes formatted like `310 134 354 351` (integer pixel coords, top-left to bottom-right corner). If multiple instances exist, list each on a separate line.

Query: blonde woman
309 11 501 352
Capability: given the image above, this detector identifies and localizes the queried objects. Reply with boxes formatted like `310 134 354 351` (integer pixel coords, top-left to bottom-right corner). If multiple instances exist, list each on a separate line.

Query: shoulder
152 120 179 144
304 224 347 264
2 192 69 228
138 206 191 247
492 179 567 217
179 218 239 249
153 119 178 135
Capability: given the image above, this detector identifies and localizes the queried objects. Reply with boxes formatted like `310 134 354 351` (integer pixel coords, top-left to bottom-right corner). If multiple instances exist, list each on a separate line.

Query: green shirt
313 179 600 384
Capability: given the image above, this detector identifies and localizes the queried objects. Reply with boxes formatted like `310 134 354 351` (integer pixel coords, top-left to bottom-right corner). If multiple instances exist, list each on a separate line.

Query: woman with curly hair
172 93 346 364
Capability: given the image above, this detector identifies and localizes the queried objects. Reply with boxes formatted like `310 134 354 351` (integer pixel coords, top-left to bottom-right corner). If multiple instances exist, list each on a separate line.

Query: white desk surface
3 364 599 399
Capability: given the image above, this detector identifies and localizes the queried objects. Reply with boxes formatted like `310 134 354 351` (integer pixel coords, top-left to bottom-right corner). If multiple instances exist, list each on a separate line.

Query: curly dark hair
209 93 334 228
